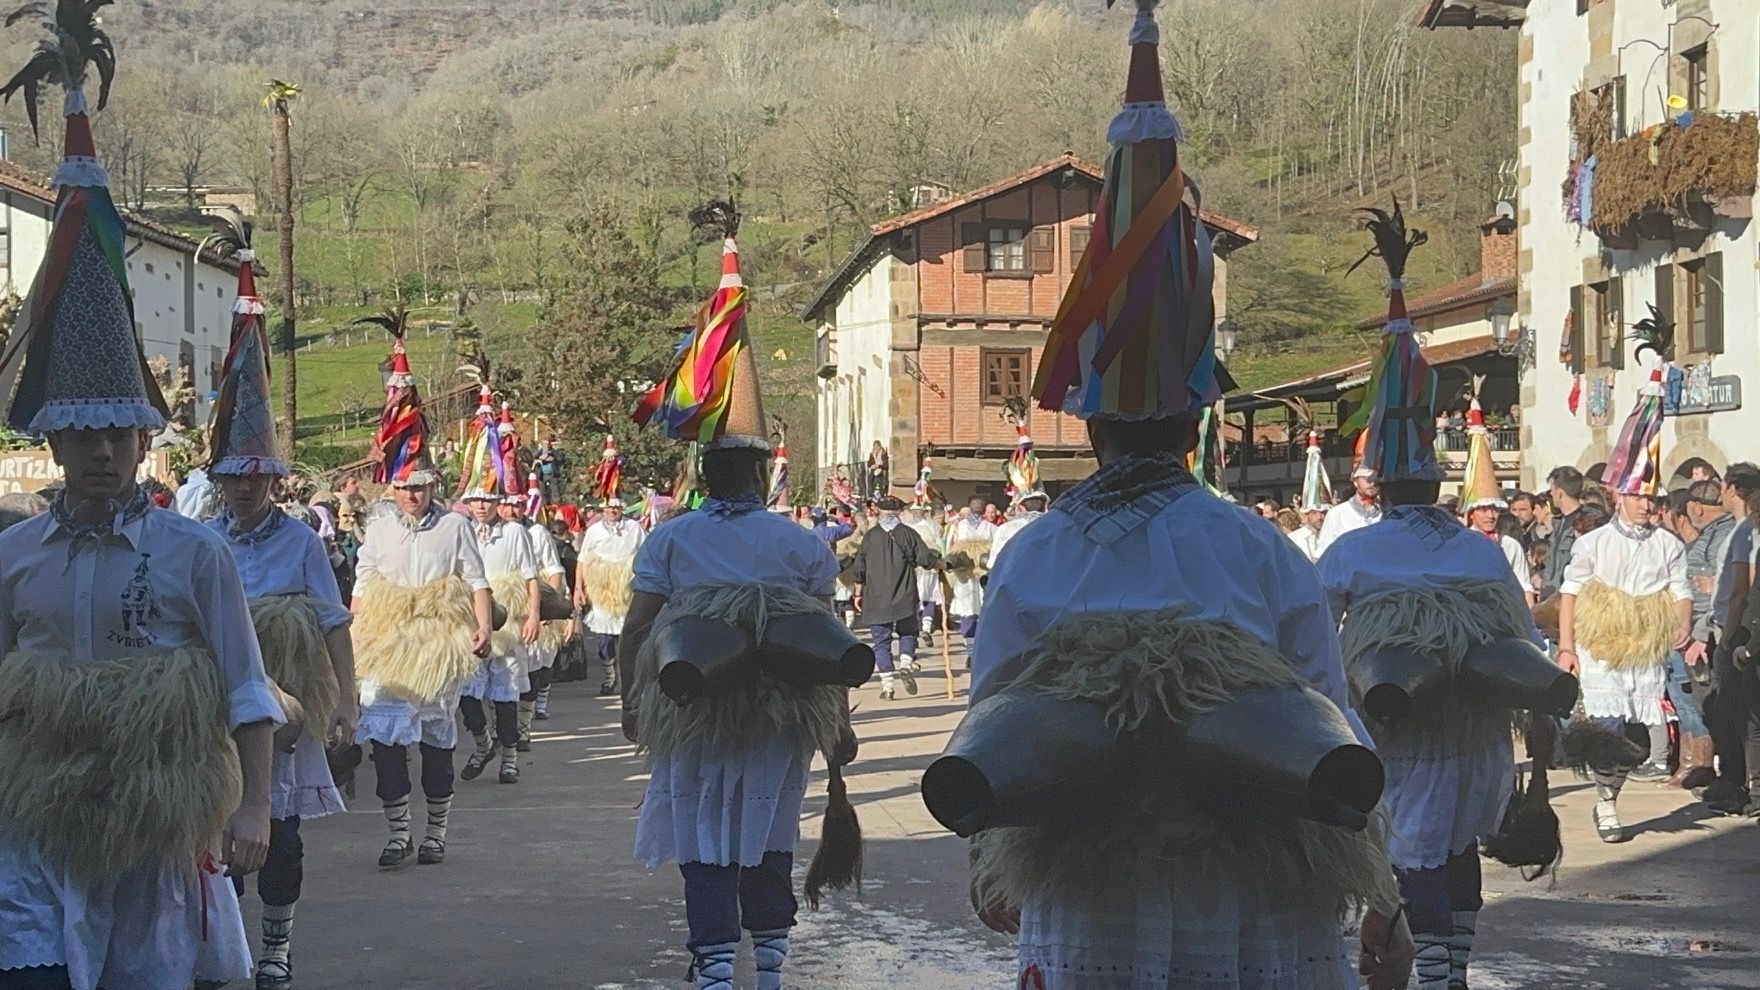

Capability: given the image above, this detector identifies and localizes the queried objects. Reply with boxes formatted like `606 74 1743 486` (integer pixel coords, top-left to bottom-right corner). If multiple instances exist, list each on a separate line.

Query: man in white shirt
1465 499 1534 605
1316 467 1382 557
578 495 646 695
353 465 493 868
508 494 571 727
1290 504 1326 561
458 489 540 785
952 496 998 544
989 489 1048 566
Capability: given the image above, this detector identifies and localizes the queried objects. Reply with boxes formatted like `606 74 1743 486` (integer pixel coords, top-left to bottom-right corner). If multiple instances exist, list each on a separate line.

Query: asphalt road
269 651 1760 990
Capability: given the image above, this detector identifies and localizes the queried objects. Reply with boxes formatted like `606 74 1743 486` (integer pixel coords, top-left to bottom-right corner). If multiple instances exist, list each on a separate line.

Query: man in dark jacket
853 496 942 700
1541 466 1587 598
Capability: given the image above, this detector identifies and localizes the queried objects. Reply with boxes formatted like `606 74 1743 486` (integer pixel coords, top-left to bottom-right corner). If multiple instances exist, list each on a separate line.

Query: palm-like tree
264 80 301 451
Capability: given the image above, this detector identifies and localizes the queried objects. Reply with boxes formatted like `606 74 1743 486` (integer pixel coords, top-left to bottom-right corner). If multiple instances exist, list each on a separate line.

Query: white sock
260 902 294 976
382 799 411 848
1448 910 1476 988
1414 936 1451 988
752 928 789 990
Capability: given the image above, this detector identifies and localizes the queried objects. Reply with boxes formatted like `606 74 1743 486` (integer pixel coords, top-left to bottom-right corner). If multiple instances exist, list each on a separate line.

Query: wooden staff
939 572 956 699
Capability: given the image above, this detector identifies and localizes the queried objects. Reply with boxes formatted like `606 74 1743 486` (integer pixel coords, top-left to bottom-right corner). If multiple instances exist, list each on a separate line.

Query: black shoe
534 709 551 721
378 840 412 869
460 749 493 781
517 735 532 753
1628 763 1671 783
597 679 618 697
1707 789 1750 816
417 838 445 865
1744 797 1760 819
500 763 520 784
1703 778 1744 804
255 960 293 989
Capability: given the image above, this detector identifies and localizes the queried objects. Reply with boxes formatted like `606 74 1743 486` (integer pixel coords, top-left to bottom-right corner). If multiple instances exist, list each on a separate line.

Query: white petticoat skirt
1579 649 1667 725
634 730 813 868
1381 737 1513 871
270 729 346 821
0 839 250 990
459 652 529 702
1015 864 1358 990
356 679 459 750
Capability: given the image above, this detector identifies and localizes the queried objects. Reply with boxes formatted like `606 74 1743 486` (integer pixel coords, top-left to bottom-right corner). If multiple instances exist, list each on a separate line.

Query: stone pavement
274 652 1760 989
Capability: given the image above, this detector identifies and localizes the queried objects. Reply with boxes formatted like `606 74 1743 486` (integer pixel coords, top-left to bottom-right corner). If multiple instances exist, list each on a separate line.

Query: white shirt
474 519 538 582
1561 521 1692 601
989 511 1043 566
582 517 646 563
633 505 839 598
209 509 352 631
952 516 997 543
972 482 1362 744
1316 496 1381 557
526 522 568 579
1318 506 1536 635
1289 525 1323 562
0 497 282 988
1494 533 1532 596
355 505 489 593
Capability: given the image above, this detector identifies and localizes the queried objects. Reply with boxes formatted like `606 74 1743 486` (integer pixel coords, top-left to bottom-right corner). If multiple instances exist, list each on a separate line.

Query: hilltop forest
0 0 1514 480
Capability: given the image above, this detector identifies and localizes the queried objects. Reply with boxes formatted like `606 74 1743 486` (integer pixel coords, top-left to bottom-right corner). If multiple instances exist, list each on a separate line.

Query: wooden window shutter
1654 263 1675 359
1705 252 1725 354
1070 225 1091 267
962 224 987 273
1030 227 1056 273
1569 284 1585 375
1607 277 1624 371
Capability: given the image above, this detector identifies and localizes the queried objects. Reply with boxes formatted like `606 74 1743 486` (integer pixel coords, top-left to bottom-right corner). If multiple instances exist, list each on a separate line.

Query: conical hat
1461 380 1502 509
3 90 166 433
366 308 428 485
1300 430 1334 509
208 241 285 476
1341 200 1440 483
1032 0 1233 421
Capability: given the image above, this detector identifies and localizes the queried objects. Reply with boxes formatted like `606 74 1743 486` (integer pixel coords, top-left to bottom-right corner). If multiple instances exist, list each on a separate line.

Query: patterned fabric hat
205 211 284 476
1 5 168 433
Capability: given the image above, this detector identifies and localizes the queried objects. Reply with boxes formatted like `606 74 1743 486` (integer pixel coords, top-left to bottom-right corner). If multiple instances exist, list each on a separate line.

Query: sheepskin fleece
489 572 538 657
944 538 992 578
0 647 241 881
969 609 1397 922
580 554 635 620
631 582 847 764
353 576 479 704
250 594 340 740
1574 581 1676 669
1336 582 1529 759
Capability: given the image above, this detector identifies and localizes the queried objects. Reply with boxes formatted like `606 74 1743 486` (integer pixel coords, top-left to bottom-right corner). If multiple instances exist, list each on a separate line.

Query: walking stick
939 572 956 699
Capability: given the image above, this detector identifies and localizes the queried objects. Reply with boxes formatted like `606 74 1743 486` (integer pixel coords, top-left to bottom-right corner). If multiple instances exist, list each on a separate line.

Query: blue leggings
679 851 797 948
1397 848 1483 937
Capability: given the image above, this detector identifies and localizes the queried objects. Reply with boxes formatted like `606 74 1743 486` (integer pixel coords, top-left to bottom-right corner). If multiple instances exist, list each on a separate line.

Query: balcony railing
1225 426 1518 467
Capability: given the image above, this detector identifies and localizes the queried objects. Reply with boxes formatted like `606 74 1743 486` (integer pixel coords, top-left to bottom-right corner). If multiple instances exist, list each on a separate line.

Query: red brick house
803 153 1258 504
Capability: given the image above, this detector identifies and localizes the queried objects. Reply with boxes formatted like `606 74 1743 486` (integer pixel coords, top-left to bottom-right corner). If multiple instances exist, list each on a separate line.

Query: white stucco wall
1520 2 1760 487
816 248 895 484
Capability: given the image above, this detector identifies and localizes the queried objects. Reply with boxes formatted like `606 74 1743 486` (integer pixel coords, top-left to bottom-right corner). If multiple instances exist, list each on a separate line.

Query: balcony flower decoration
1573 108 1758 238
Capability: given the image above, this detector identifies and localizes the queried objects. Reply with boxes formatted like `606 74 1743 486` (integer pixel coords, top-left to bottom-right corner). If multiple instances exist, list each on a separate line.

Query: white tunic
462 521 538 702
581 518 646 635
1314 496 1380 557
972 470 1365 989
1560 521 1691 724
989 510 1044 567
1288 525 1323 562
631 504 839 868
1318 505 1532 870
951 516 997 543
353 506 488 749
525 521 569 670
0 499 284 990
909 518 945 608
210 509 352 821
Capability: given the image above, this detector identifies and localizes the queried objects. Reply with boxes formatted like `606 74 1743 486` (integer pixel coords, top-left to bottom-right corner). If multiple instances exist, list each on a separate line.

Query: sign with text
1666 371 1741 417
0 450 171 495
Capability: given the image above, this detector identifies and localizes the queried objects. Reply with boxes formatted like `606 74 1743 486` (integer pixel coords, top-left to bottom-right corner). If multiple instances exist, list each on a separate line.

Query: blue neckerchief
1054 453 1202 546
221 506 286 546
50 485 152 558
703 494 765 519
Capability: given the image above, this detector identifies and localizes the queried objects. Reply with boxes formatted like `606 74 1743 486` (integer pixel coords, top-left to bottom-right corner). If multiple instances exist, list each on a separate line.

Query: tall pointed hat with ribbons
1602 307 1670 497
1341 199 1440 483
0 1 169 434
202 208 285 475
768 418 790 507
593 434 625 503
1461 375 1503 509
1301 429 1334 510
1002 398 1041 502
456 349 516 500
1032 0 1234 421
634 199 769 451
363 306 432 486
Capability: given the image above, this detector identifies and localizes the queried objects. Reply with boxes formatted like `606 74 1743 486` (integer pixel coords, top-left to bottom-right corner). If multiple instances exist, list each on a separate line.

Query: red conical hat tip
236 263 257 299
62 112 96 161
720 239 743 285
390 346 412 376
527 472 540 491
1467 397 1484 427
499 401 515 424
603 435 619 453
1124 40 1165 105
1386 287 1410 324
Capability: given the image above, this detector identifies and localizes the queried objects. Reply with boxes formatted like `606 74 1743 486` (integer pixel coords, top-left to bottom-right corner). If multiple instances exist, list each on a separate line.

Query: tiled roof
1231 334 1503 410
1355 272 1515 330
802 154 1259 320
0 159 244 273
1417 0 1528 29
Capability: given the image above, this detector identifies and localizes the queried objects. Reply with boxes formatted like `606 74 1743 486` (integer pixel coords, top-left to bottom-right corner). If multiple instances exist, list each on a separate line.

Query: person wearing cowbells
1318 201 1546 990
352 316 494 869
505 481 570 735
956 5 1410 987
0 12 283 984
1559 313 1692 843
456 479 540 785
625 202 858 990
579 493 645 697
201 209 359 990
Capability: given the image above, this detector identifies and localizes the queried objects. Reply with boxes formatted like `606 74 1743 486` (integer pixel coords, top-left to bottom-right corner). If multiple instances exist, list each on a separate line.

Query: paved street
276 650 1760 990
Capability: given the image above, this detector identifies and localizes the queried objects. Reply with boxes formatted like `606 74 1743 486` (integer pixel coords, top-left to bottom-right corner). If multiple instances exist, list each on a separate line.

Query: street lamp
1214 319 1239 361
1487 296 1518 356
